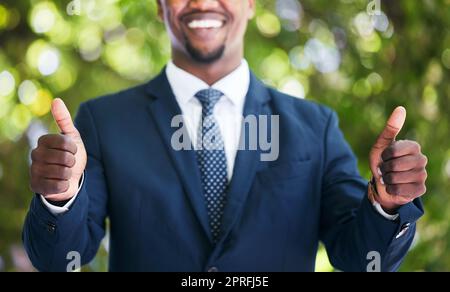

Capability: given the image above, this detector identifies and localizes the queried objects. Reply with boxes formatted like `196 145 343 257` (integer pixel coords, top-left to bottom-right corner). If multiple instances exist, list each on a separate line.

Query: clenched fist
30 99 87 202
369 107 428 213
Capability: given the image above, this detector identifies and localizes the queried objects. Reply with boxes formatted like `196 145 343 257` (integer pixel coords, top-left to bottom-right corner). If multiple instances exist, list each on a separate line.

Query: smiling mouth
182 12 228 31
187 19 225 29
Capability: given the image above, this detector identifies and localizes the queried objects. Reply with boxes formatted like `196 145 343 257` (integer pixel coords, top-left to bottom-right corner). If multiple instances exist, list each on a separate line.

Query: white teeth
188 19 223 29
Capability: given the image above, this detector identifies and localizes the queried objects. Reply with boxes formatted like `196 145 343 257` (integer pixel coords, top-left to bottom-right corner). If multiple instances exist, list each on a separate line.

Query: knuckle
38 134 56 145
74 145 78 155
407 140 420 151
419 170 428 182
37 135 48 146
30 164 40 177
54 181 69 193
31 148 39 161
62 152 75 166
414 141 421 152
419 184 427 195
30 177 44 193
421 155 428 166
404 139 416 147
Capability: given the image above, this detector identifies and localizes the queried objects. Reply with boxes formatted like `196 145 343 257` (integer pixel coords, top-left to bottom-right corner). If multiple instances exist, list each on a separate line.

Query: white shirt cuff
40 173 84 216
372 200 399 221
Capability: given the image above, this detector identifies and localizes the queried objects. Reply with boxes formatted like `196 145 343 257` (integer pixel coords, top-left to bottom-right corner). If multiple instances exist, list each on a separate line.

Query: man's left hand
369 106 428 214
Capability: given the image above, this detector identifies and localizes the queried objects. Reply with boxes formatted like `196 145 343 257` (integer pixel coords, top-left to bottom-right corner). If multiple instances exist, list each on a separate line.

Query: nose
188 0 220 10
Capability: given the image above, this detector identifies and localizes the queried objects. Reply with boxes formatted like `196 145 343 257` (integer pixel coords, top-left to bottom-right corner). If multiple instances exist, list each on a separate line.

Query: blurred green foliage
0 0 449 272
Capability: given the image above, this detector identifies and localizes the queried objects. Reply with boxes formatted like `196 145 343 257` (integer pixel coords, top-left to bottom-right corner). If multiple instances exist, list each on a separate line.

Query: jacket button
208 267 219 272
47 223 56 234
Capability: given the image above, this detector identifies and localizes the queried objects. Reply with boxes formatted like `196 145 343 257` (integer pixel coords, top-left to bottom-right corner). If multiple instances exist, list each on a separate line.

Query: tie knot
195 89 223 113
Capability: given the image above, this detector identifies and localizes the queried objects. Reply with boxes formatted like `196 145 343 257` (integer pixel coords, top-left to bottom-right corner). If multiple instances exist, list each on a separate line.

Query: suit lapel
218 73 272 243
145 70 213 243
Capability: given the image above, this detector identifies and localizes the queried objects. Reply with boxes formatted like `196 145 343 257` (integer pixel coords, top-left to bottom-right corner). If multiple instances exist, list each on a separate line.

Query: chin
186 43 226 64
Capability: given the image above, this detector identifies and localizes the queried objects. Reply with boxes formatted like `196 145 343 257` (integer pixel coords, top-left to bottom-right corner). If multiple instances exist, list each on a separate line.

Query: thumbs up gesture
369 107 428 213
30 99 87 202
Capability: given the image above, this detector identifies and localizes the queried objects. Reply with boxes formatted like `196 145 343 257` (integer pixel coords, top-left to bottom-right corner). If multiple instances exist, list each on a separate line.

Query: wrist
378 202 400 215
45 197 72 207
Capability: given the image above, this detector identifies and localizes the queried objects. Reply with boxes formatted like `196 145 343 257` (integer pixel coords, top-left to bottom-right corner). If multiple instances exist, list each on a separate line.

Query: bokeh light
0 4 9 30
304 39 341 73
0 70 15 97
275 0 303 31
11 104 32 131
28 89 53 117
441 49 450 69
279 77 306 99
18 80 38 105
37 48 60 76
445 159 450 179
257 11 281 38
29 2 57 34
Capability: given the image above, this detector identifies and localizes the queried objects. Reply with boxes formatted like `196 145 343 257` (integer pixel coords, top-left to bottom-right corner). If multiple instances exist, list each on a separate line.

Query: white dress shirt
166 59 249 180
42 59 397 221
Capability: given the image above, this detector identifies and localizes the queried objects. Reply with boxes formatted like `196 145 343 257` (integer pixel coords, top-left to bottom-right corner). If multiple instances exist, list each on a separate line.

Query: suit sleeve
22 102 108 272
319 110 424 272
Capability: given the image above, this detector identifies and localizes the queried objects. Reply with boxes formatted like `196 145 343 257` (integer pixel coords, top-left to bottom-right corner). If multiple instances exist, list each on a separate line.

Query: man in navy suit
24 0 428 272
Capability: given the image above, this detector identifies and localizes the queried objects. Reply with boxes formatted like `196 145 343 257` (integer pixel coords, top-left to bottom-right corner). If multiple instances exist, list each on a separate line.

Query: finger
390 194 416 206
380 154 427 173
381 140 421 161
31 178 70 195
383 169 427 185
31 148 76 167
31 164 72 180
373 106 406 151
51 98 78 136
37 134 77 154
385 183 427 198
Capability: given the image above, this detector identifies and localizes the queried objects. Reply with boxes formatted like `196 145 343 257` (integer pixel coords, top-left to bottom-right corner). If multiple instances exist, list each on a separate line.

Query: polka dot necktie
195 88 229 243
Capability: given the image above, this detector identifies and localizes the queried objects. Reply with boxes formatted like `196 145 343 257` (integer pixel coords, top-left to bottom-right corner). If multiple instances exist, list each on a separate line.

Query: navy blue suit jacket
23 69 424 272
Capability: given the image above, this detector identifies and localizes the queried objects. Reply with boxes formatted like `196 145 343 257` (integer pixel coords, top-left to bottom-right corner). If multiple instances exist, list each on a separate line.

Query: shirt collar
166 59 250 109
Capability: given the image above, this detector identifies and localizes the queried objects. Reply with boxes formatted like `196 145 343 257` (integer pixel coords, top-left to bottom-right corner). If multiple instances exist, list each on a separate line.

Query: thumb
370 106 406 175
51 98 78 136
373 106 406 151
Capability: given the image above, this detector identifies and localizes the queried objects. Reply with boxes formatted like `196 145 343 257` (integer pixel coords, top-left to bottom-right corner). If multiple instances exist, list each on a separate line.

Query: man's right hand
30 98 87 202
